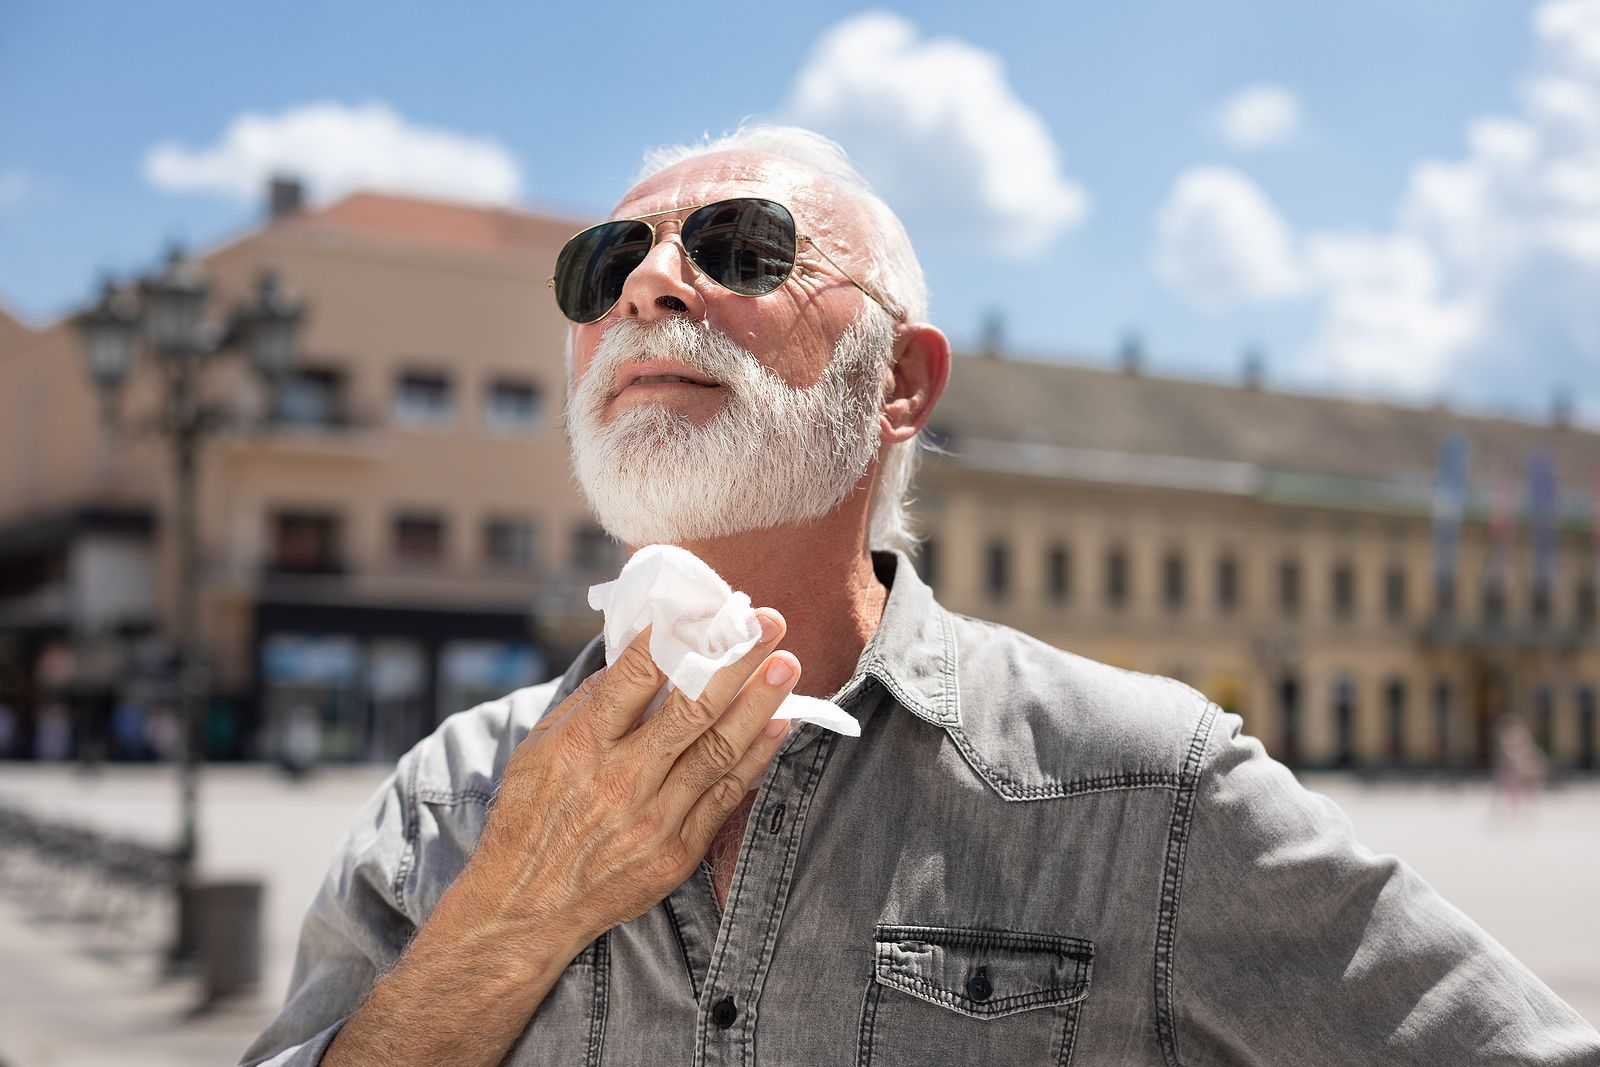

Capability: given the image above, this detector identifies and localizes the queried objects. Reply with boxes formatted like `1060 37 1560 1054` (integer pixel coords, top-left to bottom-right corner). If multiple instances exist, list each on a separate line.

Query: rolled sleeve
239 760 418 1067
1169 711 1600 1066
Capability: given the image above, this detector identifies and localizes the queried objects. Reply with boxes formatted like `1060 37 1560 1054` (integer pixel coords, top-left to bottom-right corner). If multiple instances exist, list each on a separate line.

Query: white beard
565 313 893 547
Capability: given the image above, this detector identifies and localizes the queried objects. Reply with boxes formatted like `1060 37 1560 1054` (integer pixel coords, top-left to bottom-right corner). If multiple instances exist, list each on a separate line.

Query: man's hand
466 611 799 948
325 612 800 1067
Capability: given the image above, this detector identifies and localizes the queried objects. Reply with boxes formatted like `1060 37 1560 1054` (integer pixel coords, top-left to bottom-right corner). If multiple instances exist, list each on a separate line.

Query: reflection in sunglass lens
682 200 797 296
553 219 654 323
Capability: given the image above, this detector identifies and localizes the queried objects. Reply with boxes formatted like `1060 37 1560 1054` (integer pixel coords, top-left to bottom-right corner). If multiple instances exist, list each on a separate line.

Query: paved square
0 763 1593 1065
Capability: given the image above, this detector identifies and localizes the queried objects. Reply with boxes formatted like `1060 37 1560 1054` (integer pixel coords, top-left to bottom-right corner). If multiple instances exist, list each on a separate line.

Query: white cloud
784 11 1088 257
143 100 523 207
0 170 28 207
1154 0 1600 405
1213 84 1303 150
1152 166 1305 312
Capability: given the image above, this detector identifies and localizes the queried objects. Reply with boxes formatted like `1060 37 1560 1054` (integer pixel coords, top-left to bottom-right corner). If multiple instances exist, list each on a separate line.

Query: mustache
584 318 761 400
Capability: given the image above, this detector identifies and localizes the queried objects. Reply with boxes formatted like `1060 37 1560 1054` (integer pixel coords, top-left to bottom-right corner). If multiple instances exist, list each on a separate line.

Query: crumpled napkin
586 544 861 737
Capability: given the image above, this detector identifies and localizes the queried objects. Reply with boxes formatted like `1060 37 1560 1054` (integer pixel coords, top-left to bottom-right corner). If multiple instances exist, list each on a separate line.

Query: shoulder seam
1154 698 1221 1067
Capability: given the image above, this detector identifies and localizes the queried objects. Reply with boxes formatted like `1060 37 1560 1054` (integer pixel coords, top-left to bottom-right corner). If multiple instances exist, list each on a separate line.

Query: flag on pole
1528 448 1558 614
1432 430 1470 607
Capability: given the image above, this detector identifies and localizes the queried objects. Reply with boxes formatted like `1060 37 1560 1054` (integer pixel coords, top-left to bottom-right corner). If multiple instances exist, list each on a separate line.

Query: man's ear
881 323 950 445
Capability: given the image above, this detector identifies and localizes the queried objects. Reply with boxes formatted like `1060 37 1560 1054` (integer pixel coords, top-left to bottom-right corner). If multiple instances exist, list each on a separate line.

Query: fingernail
765 658 795 686
763 718 789 738
758 612 782 642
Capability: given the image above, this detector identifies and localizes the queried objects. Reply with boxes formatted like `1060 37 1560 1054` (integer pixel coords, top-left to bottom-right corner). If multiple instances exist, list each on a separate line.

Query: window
274 367 346 427
1162 551 1186 613
1530 582 1552 625
1046 544 1070 605
1278 558 1301 618
394 371 453 425
268 511 341 574
1331 561 1356 621
573 522 623 573
1105 546 1129 610
1333 678 1357 768
1384 565 1407 624
1483 581 1508 625
484 378 543 431
985 540 1009 601
1385 678 1407 764
393 512 446 564
484 517 536 571
1279 674 1301 766
1433 681 1454 766
1434 575 1456 619
1216 554 1239 615
1579 687 1597 770
1535 687 1555 754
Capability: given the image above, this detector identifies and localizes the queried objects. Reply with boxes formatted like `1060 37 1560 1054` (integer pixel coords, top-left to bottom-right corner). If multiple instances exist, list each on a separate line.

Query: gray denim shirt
243 551 1600 1066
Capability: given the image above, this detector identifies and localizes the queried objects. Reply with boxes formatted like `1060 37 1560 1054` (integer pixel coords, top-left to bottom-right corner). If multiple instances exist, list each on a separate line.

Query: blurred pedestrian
0 700 17 758
281 704 321 779
1492 713 1548 818
111 697 149 761
34 702 71 760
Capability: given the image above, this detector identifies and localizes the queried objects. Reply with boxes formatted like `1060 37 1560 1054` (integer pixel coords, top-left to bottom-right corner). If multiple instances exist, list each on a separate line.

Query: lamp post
74 245 305 962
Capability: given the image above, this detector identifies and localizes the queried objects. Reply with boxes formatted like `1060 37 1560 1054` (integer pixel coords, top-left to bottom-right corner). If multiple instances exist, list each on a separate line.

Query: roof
931 353 1599 514
0 303 27 348
287 191 587 259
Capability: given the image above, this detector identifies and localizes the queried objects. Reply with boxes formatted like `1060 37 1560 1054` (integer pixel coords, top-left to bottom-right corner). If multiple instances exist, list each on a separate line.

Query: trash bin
196 879 264 1002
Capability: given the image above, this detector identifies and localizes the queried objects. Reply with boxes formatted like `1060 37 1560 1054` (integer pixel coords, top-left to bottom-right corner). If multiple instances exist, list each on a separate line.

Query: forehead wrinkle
611 153 822 220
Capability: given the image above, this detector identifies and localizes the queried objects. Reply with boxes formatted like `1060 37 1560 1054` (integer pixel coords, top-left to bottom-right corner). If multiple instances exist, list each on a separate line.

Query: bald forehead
610 150 867 238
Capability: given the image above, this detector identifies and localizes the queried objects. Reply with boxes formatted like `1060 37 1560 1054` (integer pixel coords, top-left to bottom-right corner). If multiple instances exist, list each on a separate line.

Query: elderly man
244 127 1599 1066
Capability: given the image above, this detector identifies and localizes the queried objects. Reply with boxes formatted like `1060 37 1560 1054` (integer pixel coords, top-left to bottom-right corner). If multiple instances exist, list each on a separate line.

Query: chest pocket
858 924 1093 1067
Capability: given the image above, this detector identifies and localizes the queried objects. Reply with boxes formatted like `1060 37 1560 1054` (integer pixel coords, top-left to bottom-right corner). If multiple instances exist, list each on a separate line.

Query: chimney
1241 343 1265 390
979 309 1005 359
268 175 304 223
1118 330 1144 375
1551 385 1573 430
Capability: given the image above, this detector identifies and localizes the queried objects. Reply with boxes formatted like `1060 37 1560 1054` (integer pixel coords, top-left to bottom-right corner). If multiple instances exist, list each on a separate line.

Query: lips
614 361 722 395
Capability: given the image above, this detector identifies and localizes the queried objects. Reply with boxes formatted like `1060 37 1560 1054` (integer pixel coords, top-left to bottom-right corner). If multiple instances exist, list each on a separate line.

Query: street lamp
73 244 306 963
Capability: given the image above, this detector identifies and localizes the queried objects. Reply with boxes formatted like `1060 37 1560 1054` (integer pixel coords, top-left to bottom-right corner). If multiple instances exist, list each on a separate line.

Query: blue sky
3 1 1596 424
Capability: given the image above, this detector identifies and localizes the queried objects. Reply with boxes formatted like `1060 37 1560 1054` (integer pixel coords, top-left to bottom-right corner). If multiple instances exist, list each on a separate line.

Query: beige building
917 352 1599 771
0 184 613 761
1 187 1595 771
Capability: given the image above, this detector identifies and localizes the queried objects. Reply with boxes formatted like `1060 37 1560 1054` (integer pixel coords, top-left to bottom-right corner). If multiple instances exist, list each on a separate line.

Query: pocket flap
872 924 1093 1020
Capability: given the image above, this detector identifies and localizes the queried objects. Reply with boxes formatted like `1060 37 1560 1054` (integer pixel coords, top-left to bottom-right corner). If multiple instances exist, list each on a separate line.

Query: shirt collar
545 548 961 732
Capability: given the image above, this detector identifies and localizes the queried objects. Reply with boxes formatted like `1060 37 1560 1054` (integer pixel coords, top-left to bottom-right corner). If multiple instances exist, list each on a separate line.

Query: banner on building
1432 429 1470 594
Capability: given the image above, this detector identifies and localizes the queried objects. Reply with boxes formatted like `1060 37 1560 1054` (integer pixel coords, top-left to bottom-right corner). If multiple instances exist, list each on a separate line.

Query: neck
646 505 888 700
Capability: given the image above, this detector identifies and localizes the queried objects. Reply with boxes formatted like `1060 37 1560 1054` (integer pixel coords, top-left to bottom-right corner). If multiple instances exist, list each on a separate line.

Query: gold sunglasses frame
546 198 904 324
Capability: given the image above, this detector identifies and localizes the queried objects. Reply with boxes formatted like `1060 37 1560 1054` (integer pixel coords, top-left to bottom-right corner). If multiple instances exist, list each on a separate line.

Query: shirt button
711 996 738 1029
966 966 993 1003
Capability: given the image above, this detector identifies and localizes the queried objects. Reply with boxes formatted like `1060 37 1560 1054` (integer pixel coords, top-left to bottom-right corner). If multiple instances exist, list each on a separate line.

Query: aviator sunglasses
548 197 901 324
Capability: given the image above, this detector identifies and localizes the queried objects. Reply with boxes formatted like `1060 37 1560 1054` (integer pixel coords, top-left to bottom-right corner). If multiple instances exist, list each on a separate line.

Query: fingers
659 652 796 819
661 650 799 826
622 610 787 783
575 626 669 744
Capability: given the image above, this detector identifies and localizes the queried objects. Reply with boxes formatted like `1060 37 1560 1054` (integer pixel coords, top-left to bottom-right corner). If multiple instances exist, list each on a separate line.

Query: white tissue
586 544 861 737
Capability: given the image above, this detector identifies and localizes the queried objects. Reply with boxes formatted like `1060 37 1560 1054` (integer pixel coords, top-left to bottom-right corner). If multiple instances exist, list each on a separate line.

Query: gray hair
637 125 931 556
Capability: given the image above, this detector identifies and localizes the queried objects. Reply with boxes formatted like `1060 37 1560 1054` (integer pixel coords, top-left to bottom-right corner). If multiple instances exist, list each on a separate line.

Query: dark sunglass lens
682 199 796 296
553 220 654 322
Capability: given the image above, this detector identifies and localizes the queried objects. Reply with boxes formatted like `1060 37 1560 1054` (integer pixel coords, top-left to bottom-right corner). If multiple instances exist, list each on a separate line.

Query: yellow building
918 352 1599 771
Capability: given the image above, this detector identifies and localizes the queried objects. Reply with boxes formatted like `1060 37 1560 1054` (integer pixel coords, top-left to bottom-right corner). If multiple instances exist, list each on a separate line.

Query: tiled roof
932 353 1599 501
289 192 587 258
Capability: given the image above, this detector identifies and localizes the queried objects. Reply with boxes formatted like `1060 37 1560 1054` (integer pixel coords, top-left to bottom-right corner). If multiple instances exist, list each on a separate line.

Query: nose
616 231 706 322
